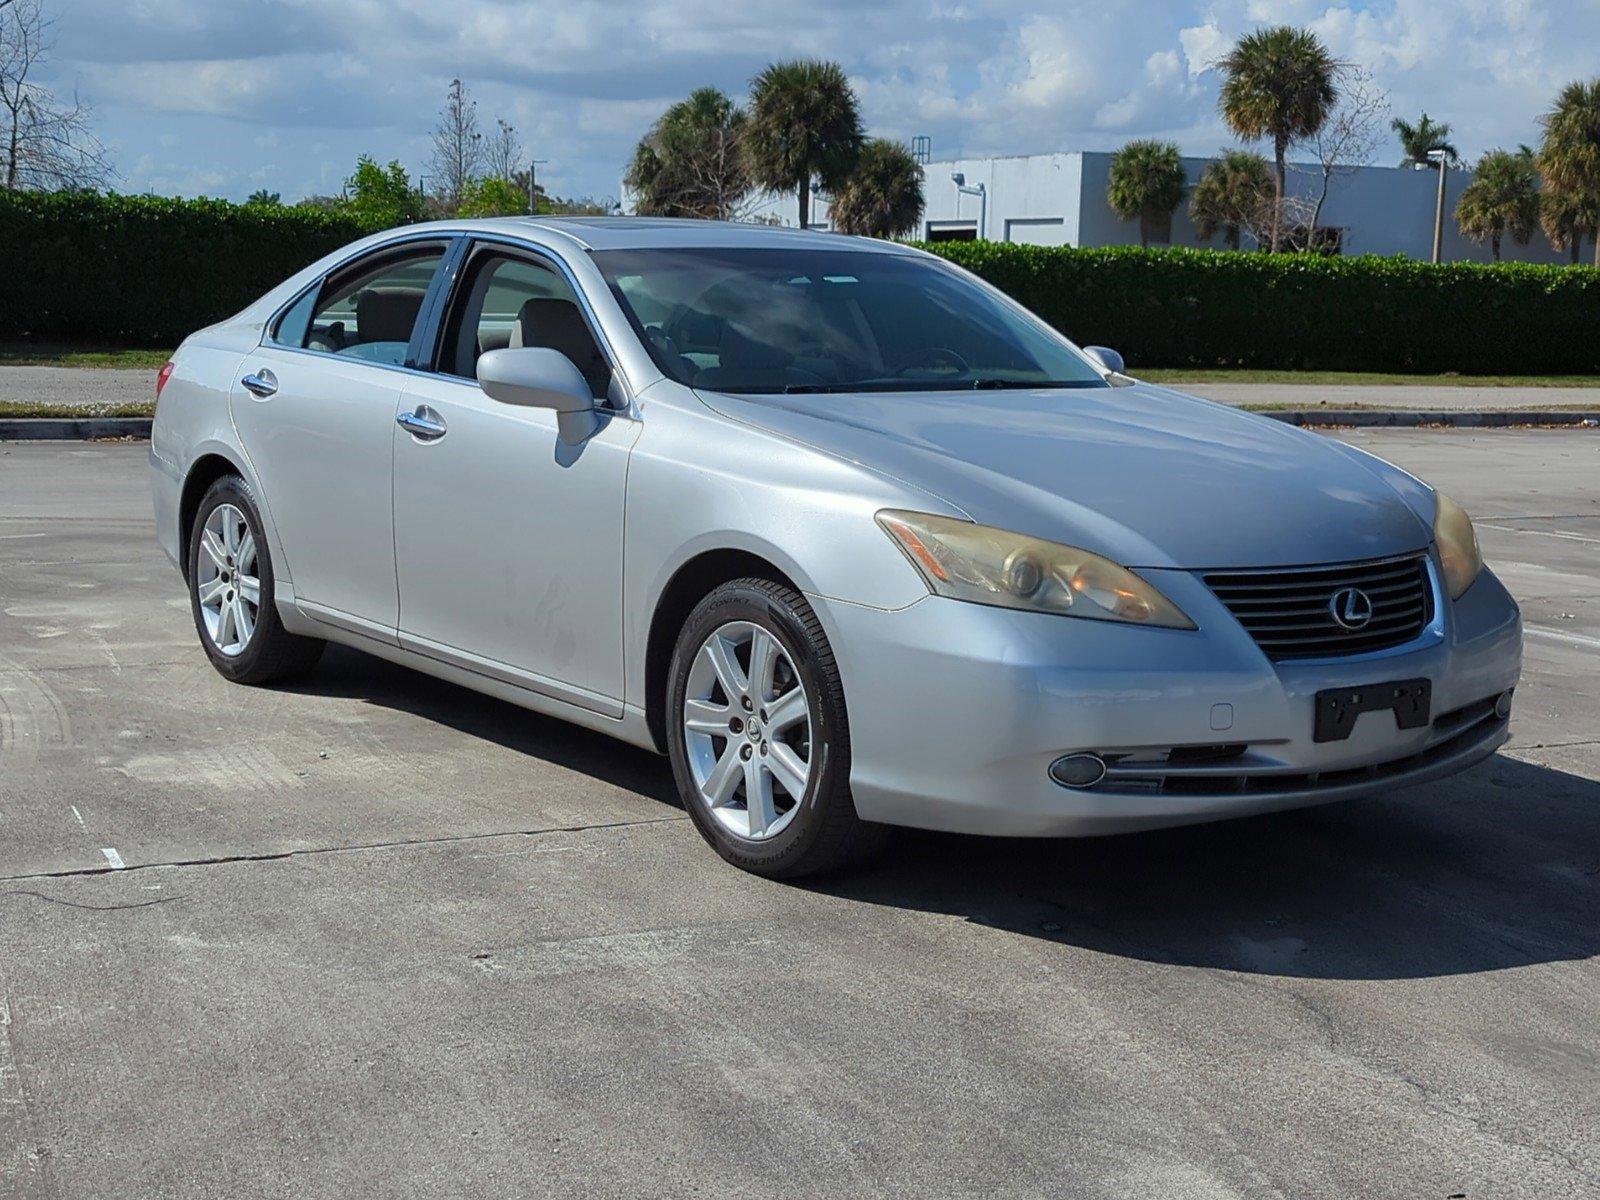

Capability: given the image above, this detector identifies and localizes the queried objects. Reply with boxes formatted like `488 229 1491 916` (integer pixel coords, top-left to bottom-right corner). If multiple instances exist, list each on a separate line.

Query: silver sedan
150 217 1522 877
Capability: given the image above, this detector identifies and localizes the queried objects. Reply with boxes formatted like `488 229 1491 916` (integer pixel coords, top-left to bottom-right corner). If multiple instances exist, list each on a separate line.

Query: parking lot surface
1 432 1597 1198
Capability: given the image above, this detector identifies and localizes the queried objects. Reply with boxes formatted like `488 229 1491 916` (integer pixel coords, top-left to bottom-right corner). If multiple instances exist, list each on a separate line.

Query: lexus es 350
149 218 1522 878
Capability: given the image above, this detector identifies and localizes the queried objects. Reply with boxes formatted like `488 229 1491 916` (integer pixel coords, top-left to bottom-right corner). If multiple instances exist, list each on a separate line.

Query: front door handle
240 368 277 398
396 406 447 441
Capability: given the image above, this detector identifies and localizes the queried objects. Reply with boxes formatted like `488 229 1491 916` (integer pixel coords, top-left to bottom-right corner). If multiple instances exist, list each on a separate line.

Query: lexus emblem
1329 586 1374 630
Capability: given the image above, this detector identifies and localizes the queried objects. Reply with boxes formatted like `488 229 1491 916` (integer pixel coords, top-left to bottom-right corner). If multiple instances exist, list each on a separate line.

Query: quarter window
288 244 447 367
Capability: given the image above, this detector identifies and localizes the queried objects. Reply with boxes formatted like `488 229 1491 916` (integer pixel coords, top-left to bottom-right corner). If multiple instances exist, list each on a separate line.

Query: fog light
1049 753 1107 789
1494 690 1513 720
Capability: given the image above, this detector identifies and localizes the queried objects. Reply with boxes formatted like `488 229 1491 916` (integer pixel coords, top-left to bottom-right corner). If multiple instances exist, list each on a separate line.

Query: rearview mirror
1082 345 1125 376
477 348 599 444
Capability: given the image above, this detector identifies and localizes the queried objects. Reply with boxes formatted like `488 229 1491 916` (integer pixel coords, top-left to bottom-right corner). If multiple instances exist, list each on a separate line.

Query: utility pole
1429 148 1449 264
528 158 548 215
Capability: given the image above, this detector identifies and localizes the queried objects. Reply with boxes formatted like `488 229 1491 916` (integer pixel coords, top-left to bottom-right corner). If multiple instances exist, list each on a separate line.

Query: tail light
155 360 175 400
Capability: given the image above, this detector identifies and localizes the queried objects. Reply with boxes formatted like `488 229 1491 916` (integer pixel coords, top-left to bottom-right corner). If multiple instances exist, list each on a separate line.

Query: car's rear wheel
666 577 886 878
188 475 324 684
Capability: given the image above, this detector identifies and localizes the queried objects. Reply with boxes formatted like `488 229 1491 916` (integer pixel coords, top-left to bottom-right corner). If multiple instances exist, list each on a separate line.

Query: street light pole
1429 149 1449 264
528 159 548 215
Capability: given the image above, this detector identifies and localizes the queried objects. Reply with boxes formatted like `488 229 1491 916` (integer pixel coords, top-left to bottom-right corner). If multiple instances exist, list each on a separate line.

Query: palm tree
1106 140 1187 247
1455 149 1539 260
1217 26 1339 252
1537 78 1600 267
626 87 750 219
1392 113 1459 168
744 59 863 229
829 139 924 238
1189 149 1274 249
1539 184 1597 264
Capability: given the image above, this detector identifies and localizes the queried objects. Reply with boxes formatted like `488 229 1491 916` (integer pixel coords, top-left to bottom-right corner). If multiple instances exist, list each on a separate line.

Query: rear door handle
240 368 277 398
396 406 447 441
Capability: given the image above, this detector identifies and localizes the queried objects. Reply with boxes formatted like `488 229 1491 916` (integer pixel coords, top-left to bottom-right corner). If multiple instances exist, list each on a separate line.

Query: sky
34 0 1600 204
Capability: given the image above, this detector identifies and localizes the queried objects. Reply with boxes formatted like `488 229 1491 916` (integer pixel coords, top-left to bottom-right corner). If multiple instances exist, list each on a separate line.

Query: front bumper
814 555 1522 837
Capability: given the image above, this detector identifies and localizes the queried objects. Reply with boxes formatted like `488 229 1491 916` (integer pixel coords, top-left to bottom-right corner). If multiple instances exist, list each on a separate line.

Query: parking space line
1480 523 1600 546
1526 626 1600 651
99 848 126 870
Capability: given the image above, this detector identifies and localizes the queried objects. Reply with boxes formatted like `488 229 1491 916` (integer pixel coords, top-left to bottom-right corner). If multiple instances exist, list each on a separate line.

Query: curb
0 417 153 440
1260 410 1600 428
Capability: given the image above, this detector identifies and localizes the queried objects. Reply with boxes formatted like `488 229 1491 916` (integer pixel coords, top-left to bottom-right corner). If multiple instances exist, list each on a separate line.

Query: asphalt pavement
0 432 1597 1198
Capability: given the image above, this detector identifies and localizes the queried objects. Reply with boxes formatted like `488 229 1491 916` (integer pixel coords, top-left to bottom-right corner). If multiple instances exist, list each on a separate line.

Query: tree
1392 112 1459 168
458 174 528 217
1539 184 1596 264
1 0 110 189
428 78 481 212
1106 139 1186 247
1189 149 1274 249
744 59 863 229
343 156 425 227
1306 65 1388 236
1217 25 1338 252
625 87 751 219
484 116 522 183
1537 78 1600 267
245 188 281 206
1455 149 1539 260
829 138 924 238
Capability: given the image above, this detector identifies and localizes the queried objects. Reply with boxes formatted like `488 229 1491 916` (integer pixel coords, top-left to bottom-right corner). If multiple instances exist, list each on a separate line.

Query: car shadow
285 646 1596 983
809 753 1600 981
278 644 678 805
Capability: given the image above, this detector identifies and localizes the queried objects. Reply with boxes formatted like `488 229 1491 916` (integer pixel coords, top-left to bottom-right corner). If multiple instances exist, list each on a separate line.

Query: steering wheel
893 347 970 377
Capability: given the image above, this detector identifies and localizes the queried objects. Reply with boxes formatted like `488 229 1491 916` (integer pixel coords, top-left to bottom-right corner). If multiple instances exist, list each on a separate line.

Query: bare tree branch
1 0 111 190
427 78 482 211
1297 65 1389 240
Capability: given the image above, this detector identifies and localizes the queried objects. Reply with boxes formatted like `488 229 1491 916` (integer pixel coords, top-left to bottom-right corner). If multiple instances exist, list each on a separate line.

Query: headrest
356 288 425 344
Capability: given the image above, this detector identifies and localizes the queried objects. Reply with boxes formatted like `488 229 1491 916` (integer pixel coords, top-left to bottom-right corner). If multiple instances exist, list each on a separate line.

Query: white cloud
44 0 1600 201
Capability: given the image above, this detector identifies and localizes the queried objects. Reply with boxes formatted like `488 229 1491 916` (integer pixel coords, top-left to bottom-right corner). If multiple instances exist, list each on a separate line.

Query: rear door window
281 243 448 367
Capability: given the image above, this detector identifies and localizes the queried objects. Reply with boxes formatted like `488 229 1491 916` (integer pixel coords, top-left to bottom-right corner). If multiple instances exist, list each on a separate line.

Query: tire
187 474 325 685
666 577 887 879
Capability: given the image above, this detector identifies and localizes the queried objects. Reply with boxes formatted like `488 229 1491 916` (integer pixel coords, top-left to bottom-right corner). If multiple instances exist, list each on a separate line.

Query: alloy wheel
195 503 259 657
682 621 812 840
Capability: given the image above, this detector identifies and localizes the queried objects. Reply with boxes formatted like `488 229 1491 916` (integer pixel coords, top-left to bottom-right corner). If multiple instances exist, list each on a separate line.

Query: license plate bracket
1313 678 1431 743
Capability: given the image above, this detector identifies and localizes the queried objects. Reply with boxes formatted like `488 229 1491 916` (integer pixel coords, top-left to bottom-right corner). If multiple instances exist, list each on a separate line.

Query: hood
696 382 1435 570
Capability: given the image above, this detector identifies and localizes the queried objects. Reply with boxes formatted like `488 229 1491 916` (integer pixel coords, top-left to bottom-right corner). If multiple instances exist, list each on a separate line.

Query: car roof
395 215 922 255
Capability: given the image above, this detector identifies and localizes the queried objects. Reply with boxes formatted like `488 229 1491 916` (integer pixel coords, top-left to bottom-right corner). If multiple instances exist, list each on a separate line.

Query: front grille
1204 554 1433 661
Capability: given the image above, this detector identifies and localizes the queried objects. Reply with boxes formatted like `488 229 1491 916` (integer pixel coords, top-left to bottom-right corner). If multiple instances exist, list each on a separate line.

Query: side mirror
478 347 599 444
1082 345 1125 376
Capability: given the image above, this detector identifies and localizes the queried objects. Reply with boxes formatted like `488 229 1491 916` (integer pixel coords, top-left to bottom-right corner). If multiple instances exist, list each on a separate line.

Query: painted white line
1480 523 1600 546
70 805 84 828
100 847 126 870
1526 626 1600 651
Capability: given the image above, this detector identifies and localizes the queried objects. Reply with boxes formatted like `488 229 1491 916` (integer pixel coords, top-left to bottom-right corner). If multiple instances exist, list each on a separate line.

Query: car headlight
1434 491 1483 599
876 509 1195 628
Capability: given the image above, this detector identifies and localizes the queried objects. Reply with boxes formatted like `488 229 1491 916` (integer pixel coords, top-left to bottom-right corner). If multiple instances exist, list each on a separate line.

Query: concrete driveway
0 433 1596 1198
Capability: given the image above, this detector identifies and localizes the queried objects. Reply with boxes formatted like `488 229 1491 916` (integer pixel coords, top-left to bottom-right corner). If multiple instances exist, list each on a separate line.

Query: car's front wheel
666 578 886 879
187 475 325 685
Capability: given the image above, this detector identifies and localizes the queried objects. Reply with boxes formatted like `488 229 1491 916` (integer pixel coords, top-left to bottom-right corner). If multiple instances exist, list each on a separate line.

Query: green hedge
922 241 1600 374
0 191 385 346
2 190 1597 372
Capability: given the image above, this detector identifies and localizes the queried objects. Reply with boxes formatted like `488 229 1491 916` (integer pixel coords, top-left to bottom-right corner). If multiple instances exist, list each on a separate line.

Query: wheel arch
178 451 249 580
643 548 804 753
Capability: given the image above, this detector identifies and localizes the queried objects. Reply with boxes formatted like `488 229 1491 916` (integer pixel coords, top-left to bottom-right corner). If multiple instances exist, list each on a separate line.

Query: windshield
591 247 1108 395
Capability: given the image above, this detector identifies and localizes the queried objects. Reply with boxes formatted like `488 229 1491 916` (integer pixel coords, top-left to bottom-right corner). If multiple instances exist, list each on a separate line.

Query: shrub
921 240 1600 374
0 190 385 345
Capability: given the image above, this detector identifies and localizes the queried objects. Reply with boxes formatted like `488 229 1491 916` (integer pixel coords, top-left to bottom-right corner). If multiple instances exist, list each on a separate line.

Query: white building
740 150 1574 265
